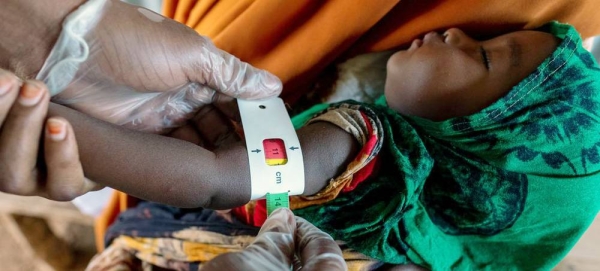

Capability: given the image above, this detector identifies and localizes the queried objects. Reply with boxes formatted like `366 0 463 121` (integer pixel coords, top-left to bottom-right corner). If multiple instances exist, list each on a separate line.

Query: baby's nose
444 28 477 49
443 28 461 44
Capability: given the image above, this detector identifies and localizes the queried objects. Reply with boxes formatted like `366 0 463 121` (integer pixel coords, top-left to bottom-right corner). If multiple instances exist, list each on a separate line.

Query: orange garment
164 0 600 103
95 0 600 250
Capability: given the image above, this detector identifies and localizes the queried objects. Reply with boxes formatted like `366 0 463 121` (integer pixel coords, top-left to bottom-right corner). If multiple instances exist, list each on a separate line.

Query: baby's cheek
384 89 428 118
383 84 406 114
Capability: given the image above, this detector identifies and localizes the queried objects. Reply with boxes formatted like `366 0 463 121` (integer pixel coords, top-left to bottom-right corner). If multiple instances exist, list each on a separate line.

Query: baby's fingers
44 117 99 200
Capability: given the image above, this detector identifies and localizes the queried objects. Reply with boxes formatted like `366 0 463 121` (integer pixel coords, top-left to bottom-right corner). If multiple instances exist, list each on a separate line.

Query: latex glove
37 0 281 133
202 208 347 271
167 95 241 150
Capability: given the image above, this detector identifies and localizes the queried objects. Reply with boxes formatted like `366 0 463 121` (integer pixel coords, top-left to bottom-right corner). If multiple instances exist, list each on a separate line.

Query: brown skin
45 30 557 210
0 1 557 212
0 27 560 270
0 0 85 78
0 72 98 200
385 28 560 121
0 0 282 199
47 102 359 209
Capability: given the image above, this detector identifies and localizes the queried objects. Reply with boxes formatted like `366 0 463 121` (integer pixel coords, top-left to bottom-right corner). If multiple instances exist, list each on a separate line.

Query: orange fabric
161 0 600 103
95 192 120 251
161 0 178 19
96 0 600 251
95 191 137 251
172 0 196 23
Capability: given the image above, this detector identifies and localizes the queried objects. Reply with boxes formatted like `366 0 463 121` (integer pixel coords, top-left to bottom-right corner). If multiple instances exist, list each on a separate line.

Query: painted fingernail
18 81 45 106
46 118 67 141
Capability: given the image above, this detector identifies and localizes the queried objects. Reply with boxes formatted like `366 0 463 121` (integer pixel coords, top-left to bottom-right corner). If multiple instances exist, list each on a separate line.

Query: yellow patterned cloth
88 203 382 270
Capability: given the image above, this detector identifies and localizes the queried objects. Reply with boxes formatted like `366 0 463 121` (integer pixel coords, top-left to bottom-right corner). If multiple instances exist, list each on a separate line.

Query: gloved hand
37 0 281 133
202 208 347 271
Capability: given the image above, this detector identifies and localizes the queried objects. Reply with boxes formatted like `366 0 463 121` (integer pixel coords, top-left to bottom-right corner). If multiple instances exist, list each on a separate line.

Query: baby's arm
48 103 359 209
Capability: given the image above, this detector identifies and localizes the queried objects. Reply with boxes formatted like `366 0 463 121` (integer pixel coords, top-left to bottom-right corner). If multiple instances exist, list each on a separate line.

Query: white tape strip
238 98 305 200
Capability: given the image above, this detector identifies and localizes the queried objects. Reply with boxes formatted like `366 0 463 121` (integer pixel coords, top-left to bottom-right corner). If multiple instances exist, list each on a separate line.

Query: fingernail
46 118 67 141
18 81 45 106
0 72 20 96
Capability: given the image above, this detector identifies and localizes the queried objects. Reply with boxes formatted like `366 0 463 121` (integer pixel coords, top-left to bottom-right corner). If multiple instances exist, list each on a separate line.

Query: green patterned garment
292 22 600 270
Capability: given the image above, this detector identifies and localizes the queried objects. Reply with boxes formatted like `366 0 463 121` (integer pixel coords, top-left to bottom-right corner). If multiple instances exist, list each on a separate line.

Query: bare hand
0 68 100 200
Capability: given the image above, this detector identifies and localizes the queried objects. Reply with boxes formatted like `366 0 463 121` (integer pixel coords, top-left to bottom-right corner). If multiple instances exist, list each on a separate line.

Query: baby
49 22 600 270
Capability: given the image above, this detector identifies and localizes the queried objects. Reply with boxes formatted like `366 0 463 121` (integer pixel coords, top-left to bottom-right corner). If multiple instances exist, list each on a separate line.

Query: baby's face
385 28 559 121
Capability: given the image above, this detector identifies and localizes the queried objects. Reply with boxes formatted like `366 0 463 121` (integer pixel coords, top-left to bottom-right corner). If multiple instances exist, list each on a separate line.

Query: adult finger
187 36 282 100
295 216 346 271
201 209 297 271
244 208 297 267
191 105 238 149
0 80 49 195
167 123 204 146
212 93 241 122
44 117 100 201
0 70 22 125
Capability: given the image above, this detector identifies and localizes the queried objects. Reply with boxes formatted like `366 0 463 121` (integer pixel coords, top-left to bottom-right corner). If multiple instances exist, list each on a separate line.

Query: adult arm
0 0 282 201
3 0 282 133
0 0 84 78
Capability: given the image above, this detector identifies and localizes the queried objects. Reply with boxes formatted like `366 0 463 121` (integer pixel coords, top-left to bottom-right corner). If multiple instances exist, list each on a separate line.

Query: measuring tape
238 98 305 215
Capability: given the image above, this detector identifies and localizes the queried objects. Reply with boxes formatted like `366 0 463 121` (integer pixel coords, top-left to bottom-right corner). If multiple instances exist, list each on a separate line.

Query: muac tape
238 98 305 214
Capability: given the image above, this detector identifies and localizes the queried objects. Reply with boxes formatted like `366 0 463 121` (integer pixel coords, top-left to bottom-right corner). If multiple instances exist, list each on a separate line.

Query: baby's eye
479 46 490 70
